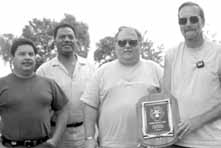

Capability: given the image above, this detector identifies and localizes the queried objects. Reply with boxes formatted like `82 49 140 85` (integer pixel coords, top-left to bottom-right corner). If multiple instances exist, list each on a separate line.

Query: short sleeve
216 49 221 81
50 80 68 111
80 69 101 109
155 62 163 85
36 65 46 77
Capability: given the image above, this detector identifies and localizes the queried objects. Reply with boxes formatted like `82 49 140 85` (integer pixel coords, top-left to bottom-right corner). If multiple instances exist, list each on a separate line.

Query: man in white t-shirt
81 26 163 148
164 2 221 148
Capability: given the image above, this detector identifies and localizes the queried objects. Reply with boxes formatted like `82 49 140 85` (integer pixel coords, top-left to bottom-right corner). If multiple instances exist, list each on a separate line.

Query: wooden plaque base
136 92 180 148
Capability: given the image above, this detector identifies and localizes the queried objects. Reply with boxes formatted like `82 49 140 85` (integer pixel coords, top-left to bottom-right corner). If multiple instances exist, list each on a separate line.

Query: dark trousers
1 142 54 148
164 145 190 148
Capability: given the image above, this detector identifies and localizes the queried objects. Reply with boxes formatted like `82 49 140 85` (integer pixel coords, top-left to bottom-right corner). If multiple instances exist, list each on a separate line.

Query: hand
137 144 155 148
34 141 56 148
177 118 201 140
85 138 98 148
45 139 57 148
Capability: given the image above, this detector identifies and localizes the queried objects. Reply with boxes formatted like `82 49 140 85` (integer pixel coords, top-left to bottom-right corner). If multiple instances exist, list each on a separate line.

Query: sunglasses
179 16 199 25
117 40 138 47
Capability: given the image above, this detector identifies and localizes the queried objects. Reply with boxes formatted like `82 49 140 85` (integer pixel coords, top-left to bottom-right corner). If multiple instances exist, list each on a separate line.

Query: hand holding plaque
136 92 180 148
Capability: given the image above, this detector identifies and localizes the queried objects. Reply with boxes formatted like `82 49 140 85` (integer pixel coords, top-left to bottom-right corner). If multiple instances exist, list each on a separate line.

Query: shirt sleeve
80 69 100 109
36 65 46 77
50 80 69 111
217 48 221 82
155 63 164 86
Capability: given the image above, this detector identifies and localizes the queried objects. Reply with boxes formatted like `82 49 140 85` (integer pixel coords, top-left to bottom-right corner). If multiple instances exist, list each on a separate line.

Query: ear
49 40 55 49
9 57 14 71
201 21 205 28
137 40 142 48
53 40 57 47
200 17 205 28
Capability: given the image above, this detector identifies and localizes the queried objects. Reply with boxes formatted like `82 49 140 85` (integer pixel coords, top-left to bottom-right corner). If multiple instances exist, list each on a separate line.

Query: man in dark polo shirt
0 38 69 148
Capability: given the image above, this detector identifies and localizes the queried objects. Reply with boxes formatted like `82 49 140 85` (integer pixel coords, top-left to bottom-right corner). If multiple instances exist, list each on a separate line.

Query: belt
51 121 83 128
1 135 49 147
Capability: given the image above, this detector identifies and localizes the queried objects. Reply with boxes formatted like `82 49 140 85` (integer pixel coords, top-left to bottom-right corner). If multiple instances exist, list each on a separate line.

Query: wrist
85 136 97 147
85 136 95 140
46 139 57 148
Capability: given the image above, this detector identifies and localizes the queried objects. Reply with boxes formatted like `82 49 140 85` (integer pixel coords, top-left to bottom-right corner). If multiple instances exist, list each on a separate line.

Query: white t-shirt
166 40 221 148
81 59 163 148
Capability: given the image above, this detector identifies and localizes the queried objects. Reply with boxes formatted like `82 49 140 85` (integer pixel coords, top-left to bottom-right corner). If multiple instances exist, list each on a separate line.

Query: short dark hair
53 23 77 38
178 1 205 24
10 38 37 57
114 26 142 41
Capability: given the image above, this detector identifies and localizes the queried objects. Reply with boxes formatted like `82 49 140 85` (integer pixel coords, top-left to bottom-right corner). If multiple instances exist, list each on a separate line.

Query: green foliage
94 36 116 66
0 14 90 69
0 34 16 62
94 31 164 66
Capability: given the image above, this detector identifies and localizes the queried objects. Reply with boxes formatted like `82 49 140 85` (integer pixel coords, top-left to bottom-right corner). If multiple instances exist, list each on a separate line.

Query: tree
0 14 90 70
94 36 116 65
94 31 164 66
0 33 16 62
21 14 90 69
141 31 164 65
22 18 57 69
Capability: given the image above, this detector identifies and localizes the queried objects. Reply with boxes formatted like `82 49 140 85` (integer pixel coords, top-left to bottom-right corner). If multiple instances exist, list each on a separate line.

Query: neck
13 70 35 79
58 53 77 65
119 58 140 67
185 34 204 48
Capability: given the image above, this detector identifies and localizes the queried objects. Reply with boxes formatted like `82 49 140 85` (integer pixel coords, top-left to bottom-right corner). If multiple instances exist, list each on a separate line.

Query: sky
0 0 221 76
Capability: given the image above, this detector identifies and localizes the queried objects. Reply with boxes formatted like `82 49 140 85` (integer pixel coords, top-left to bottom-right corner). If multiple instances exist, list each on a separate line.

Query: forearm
192 102 221 127
50 103 69 144
83 103 98 138
177 102 221 139
162 55 172 94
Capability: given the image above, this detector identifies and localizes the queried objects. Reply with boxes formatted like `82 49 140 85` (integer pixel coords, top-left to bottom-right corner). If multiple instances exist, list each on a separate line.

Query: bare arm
162 53 172 93
177 103 221 139
47 102 69 146
84 103 98 148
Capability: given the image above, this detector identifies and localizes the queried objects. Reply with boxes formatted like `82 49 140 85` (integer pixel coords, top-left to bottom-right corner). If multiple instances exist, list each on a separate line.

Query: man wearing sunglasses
163 2 221 148
81 26 163 148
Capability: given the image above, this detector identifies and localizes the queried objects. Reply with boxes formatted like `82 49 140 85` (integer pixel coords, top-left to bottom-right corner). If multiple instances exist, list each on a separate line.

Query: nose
125 41 130 48
24 53 32 59
185 19 193 26
64 35 71 42
185 20 191 26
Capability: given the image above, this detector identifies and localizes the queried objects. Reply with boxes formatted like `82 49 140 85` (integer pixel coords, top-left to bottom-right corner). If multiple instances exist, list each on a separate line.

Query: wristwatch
85 136 94 140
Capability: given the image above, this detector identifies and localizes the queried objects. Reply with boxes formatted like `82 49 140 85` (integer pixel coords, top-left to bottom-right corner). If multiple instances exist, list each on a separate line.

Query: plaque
137 92 180 148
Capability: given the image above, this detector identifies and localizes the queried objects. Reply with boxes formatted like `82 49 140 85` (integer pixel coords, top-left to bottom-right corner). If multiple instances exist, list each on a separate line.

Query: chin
184 32 197 38
62 50 74 55
184 35 196 40
22 66 34 70
62 47 74 52
22 69 34 72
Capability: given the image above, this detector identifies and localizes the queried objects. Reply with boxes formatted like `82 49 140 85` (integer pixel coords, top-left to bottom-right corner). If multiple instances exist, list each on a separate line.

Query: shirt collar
51 55 87 67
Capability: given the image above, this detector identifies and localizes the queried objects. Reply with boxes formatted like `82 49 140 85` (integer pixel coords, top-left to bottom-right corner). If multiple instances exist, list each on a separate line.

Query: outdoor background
0 0 220 76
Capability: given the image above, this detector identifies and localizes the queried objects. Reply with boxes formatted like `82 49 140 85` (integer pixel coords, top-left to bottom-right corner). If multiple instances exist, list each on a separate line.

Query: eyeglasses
178 16 199 25
117 40 138 47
